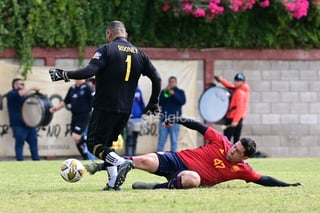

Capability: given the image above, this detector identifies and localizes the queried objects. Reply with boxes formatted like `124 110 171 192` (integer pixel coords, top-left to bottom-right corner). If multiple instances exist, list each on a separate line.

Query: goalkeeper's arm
66 64 100 79
253 175 302 187
164 117 208 135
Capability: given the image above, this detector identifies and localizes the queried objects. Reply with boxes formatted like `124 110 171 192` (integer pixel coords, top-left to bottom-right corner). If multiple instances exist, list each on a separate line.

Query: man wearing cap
215 73 249 143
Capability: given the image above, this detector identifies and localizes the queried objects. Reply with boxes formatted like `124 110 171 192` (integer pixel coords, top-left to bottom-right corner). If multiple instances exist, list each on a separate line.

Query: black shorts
71 112 91 135
87 109 130 147
154 151 188 181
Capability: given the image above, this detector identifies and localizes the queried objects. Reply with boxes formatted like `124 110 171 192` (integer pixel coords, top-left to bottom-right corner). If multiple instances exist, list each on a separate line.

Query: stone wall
214 60 320 157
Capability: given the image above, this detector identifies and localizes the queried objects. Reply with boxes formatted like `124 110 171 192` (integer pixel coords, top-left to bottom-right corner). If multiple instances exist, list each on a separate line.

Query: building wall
1 48 320 157
214 60 320 157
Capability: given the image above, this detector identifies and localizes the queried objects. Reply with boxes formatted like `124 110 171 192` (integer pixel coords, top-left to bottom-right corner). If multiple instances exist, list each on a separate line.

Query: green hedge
1 0 320 77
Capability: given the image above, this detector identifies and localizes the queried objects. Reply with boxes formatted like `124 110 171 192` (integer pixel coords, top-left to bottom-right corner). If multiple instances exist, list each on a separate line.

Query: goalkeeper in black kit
49 20 161 190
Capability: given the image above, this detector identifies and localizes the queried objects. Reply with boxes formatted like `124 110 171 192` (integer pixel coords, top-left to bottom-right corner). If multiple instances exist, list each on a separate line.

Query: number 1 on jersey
125 55 132 81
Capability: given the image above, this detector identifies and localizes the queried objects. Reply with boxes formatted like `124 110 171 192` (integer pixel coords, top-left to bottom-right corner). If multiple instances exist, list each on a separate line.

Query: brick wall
214 60 320 157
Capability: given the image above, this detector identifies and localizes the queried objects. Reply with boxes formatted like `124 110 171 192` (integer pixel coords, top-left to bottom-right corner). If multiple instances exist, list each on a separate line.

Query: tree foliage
0 0 320 78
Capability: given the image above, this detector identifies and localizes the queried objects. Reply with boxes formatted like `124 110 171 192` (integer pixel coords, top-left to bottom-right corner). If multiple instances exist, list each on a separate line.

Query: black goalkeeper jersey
83 37 160 113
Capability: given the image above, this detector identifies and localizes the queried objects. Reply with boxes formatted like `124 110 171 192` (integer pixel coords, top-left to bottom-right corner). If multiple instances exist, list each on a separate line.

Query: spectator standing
50 79 94 160
157 76 186 152
125 87 145 156
215 73 249 143
6 78 40 161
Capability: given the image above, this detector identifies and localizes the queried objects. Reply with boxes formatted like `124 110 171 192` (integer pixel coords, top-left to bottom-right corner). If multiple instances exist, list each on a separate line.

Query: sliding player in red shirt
86 117 302 189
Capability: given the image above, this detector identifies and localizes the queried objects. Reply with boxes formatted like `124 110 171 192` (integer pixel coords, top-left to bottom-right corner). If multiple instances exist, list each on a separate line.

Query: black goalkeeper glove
49 68 70 82
142 103 160 115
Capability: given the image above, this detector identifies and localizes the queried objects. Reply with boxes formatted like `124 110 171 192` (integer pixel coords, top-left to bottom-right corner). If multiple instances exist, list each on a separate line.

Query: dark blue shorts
154 151 188 180
71 112 91 135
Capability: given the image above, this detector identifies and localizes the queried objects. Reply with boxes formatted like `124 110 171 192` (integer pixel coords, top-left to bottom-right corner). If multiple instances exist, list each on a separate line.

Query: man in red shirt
85 117 302 189
215 73 249 143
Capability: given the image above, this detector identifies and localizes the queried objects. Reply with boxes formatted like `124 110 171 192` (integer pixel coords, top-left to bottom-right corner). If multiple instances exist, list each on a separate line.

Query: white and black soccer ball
60 158 85 183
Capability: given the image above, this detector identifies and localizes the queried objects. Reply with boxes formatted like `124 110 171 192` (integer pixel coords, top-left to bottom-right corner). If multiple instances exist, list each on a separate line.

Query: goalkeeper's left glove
49 68 69 82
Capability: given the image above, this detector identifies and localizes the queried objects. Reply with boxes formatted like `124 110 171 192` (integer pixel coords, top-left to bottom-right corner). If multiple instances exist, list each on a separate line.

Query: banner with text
0 60 200 158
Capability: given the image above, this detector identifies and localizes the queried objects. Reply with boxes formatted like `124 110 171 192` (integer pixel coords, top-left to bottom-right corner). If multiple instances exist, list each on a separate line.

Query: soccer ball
60 158 85 183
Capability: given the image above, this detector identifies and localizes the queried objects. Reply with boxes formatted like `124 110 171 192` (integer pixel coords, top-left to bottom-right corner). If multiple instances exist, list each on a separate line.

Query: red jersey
176 127 261 186
220 79 250 124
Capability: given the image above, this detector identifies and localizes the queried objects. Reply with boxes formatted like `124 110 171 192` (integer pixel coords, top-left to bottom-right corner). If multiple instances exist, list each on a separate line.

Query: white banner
0 60 199 158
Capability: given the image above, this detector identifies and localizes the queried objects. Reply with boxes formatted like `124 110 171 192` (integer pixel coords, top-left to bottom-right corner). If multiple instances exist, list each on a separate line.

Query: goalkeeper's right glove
142 103 160 115
49 68 70 82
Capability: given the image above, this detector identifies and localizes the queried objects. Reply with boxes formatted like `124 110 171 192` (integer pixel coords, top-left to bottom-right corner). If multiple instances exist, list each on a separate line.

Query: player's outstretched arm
49 64 99 82
253 175 302 187
164 117 208 135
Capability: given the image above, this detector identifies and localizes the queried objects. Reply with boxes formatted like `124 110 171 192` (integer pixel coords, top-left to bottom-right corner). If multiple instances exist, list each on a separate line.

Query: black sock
92 145 114 162
154 176 183 189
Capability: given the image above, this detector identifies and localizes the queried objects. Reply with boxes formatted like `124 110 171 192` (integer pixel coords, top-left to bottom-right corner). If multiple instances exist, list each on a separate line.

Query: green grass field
0 158 319 213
